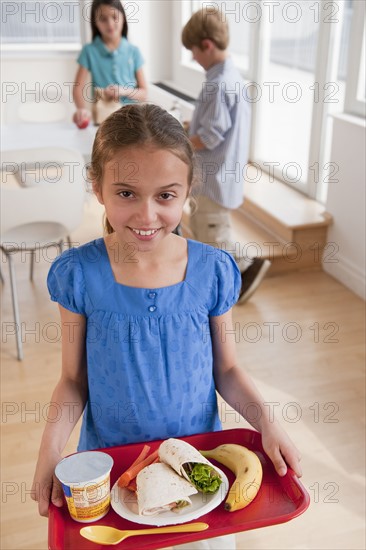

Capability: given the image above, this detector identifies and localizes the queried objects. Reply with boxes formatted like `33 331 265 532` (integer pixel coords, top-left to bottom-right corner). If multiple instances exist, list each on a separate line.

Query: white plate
110 467 229 526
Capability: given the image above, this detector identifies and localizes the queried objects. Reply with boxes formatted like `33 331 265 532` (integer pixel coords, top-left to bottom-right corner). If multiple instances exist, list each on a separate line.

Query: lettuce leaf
184 463 222 494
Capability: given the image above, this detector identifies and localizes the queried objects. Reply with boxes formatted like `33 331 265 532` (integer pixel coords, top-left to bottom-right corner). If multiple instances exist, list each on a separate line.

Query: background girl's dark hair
91 0 128 40
89 104 197 235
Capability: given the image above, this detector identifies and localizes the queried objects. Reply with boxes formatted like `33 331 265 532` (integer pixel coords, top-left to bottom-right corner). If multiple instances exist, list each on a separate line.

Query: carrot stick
128 444 151 470
125 479 137 492
117 449 159 488
117 445 151 488
124 457 159 492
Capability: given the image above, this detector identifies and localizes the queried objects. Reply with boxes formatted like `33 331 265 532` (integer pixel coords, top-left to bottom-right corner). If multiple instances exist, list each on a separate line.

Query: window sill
332 112 366 128
180 56 248 80
241 168 332 234
0 45 81 58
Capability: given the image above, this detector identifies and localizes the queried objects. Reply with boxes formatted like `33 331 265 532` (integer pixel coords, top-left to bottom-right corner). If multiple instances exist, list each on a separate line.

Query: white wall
324 114 366 299
171 1 206 98
127 0 172 83
1 54 78 124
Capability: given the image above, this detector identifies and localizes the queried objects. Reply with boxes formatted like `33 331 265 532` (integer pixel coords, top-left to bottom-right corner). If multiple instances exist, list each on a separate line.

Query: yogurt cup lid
55 451 114 484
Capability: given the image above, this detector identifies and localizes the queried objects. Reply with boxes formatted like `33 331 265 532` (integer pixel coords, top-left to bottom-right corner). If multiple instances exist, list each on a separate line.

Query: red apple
77 119 89 129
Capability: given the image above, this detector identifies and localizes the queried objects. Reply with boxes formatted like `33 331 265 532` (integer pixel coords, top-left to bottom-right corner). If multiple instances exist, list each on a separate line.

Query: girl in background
32 104 301 549
73 0 147 127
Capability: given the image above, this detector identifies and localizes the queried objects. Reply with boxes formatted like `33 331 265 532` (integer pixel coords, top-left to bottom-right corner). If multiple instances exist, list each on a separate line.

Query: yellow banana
200 444 263 512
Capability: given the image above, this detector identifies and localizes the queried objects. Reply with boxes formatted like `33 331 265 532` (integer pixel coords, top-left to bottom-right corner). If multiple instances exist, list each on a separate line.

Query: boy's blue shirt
77 36 144 104
189 57 251 208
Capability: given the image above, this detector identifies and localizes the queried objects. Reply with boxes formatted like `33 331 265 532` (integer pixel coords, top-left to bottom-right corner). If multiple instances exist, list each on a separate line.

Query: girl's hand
73 108 91 128
104 85 122 101
261 421 302 478
31 450 64 517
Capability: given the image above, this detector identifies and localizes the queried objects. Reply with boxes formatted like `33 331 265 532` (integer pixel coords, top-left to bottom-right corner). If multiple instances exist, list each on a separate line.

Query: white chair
1 147 87 360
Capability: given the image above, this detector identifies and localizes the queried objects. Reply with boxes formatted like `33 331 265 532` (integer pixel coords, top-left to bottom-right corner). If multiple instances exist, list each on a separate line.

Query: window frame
344 0 366 118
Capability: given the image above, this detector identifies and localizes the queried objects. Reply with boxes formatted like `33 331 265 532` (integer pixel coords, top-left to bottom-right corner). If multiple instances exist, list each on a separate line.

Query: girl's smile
130 227 161 241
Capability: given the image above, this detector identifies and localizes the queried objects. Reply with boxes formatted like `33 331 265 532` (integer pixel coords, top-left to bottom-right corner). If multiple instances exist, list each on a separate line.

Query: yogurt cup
55 451 114 523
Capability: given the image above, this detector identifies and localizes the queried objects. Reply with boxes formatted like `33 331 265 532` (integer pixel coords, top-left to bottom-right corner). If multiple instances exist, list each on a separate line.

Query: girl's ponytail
104 215 114 235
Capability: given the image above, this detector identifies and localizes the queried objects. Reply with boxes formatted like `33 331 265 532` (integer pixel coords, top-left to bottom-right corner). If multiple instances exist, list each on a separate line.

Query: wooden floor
1 197 365 550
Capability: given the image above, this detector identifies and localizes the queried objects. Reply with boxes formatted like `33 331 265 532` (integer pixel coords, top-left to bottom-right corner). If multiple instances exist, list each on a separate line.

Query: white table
1 122 98 159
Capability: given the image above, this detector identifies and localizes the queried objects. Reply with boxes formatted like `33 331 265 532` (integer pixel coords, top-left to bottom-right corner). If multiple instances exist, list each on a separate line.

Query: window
0 0 83 51
248 0 358 200
252 1 321 192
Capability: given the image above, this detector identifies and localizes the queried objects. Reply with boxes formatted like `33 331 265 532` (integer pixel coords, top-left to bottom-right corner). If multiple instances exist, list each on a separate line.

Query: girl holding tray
32 104 302 549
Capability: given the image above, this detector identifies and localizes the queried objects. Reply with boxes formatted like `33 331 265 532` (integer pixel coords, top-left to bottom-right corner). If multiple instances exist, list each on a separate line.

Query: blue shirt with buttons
77 36 144 104
47 238 241 451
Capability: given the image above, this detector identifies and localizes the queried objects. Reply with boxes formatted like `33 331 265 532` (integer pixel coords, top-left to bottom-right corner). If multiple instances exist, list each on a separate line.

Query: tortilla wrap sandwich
136 462 198 516
159 438 222 494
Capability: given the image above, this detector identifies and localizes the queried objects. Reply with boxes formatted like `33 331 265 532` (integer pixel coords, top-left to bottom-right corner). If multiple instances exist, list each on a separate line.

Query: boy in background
182 7 270 303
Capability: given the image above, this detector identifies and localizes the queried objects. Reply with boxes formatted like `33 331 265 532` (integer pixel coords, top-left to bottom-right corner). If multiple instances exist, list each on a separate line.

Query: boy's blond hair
182 8 229 51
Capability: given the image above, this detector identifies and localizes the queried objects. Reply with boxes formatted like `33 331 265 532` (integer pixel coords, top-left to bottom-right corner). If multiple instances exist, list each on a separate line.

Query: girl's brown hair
91 0 128 40
89 103 196 234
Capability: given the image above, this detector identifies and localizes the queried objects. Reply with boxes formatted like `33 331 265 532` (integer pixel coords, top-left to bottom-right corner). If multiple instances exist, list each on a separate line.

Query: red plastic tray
48 428 309 550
